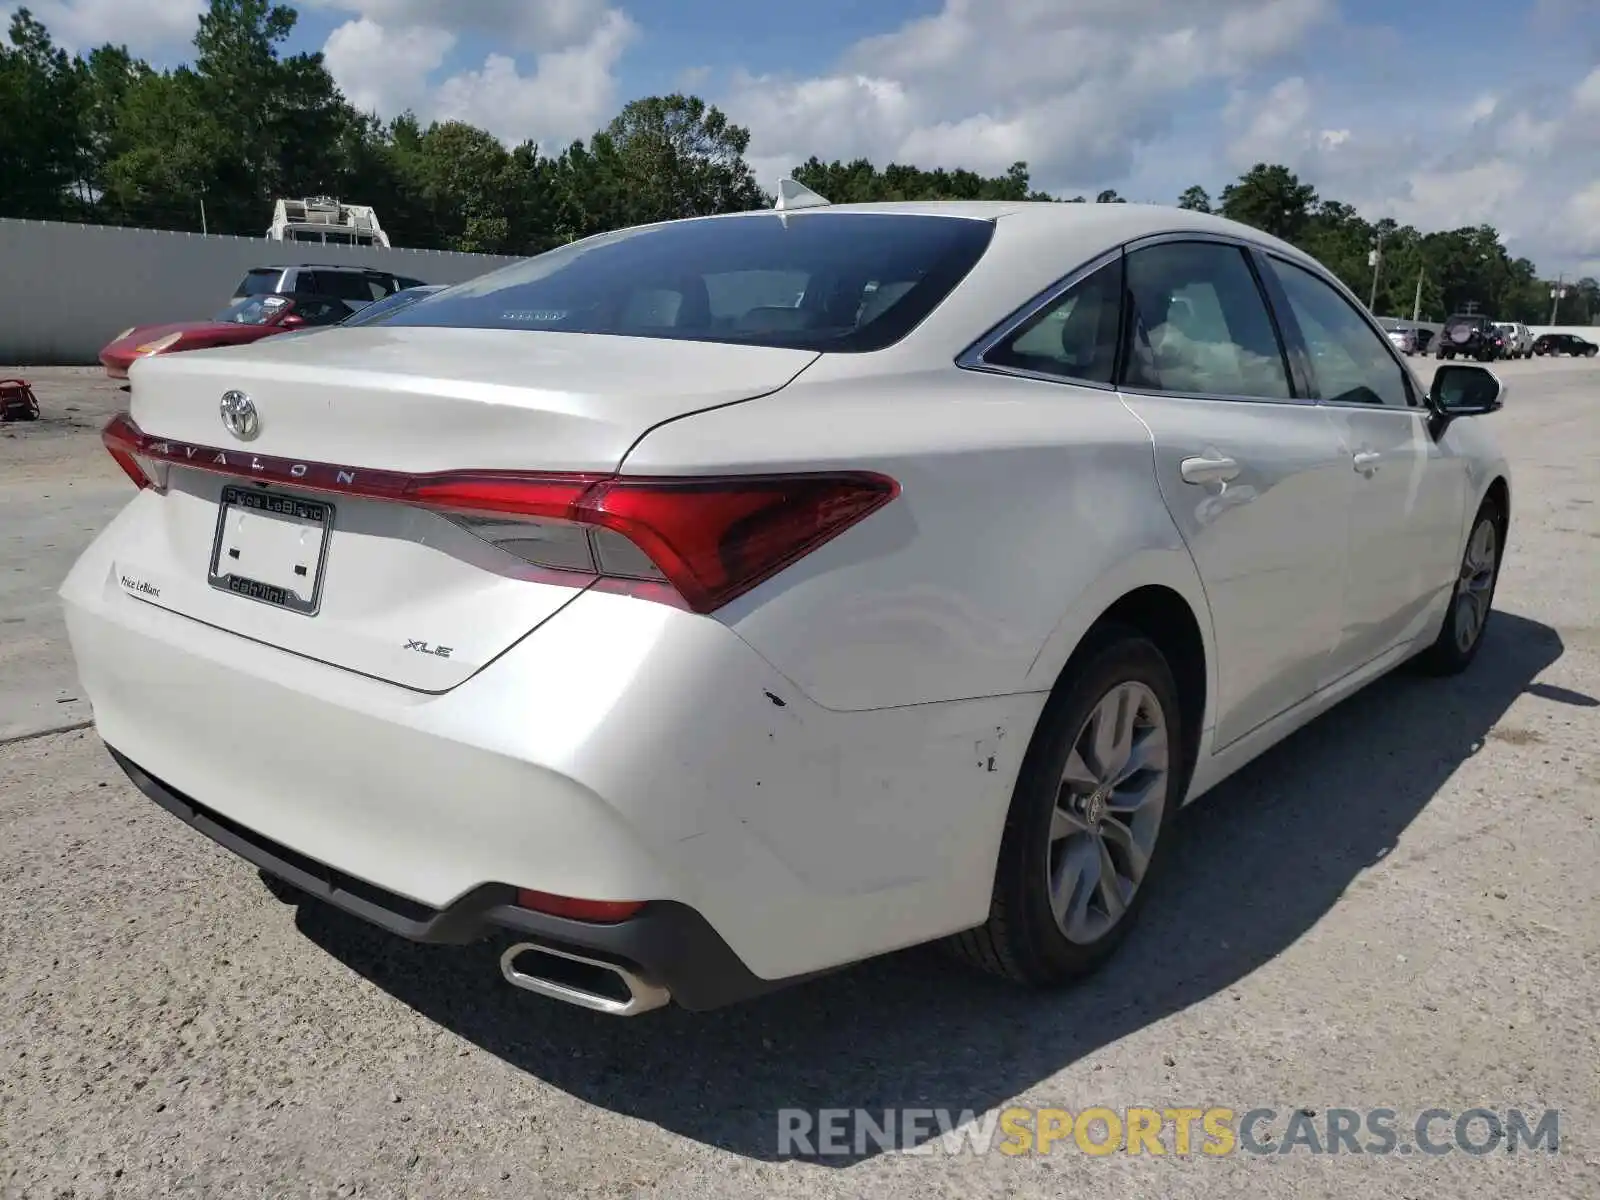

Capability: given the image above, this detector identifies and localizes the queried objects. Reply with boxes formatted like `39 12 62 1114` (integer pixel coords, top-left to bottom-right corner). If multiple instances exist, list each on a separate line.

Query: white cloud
316 3 637 149
708 0 1598 272
428 10 636 147
2 0 202 56
303 0 614 53
1565 181 1600 259
322 18 453 117
1216 68 1600 273
1574 67 1600 115
721 0 1332 191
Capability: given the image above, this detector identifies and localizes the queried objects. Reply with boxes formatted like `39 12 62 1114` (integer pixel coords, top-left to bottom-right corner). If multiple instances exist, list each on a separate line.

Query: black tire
1416 499 1505 676
947 624 1187 985
1587 347 1597 358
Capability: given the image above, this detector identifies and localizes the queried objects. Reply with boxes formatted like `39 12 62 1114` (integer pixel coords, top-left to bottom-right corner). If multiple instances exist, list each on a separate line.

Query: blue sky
11 0 1600 275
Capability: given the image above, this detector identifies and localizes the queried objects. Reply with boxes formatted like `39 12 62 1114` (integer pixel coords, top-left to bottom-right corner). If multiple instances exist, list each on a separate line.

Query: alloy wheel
1454 517 1498 653
1046 681 1170 944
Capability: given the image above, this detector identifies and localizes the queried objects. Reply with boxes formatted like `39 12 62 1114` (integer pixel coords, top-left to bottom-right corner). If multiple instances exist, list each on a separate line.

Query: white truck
267 197 390 248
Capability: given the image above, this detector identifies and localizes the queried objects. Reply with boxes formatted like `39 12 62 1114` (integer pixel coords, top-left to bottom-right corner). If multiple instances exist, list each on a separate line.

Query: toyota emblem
219 390 259 441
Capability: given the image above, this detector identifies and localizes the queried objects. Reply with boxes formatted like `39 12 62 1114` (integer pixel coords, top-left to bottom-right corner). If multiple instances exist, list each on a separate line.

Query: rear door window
1121 241 1292 399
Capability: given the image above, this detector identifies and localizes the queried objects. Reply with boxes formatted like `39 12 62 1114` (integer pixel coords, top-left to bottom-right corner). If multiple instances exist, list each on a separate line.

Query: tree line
2 0 1593 325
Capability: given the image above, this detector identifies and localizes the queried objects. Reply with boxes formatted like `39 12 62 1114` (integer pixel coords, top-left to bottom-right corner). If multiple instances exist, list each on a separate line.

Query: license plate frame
207 485 335 616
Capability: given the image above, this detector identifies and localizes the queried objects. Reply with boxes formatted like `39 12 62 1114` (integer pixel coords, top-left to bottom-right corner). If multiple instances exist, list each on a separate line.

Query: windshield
381 212 997 352
212 296 290 325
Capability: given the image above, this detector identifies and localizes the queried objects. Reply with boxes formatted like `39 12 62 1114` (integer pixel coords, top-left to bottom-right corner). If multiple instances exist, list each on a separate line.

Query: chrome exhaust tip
499 942 671 1017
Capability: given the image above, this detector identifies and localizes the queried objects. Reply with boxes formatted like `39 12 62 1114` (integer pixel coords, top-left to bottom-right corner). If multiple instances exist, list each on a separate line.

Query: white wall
0 219 522 364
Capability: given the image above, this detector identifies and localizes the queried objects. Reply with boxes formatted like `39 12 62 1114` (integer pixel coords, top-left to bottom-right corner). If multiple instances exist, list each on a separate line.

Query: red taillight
102 414 899 613
418 471 898 612
514 888 645 923
102 412 164 491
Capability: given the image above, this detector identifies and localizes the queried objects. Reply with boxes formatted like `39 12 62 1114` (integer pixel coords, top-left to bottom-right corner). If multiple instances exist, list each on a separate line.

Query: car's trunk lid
114 327 818 690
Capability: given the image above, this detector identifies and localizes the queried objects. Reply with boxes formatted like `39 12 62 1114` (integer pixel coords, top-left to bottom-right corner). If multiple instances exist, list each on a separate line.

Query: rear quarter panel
621 361 1214 714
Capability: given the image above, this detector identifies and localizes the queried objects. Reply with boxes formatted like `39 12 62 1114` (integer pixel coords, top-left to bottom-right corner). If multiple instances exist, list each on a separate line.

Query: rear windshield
235 268 284 296
381 212 997 352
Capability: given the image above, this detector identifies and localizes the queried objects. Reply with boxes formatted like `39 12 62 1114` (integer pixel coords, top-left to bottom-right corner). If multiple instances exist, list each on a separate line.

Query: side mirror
279 312 306 329
1429 363 1504 417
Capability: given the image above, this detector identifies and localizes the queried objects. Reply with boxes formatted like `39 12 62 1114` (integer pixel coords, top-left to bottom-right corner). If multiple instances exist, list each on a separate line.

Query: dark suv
1435 313 1498 362
232 264 428 311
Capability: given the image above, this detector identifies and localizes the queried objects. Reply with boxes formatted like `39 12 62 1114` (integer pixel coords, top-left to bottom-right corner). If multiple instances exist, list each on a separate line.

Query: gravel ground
0 367 128 741
1 355 1598 1198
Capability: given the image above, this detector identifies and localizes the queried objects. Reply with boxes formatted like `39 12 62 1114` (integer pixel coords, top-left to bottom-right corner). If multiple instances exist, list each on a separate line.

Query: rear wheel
948 626 1185 985
1417 500 1503 675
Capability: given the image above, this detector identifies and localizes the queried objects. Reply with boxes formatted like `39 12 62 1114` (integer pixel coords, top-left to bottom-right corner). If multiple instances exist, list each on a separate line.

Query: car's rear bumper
61 510 1037 991
108 746 794 1010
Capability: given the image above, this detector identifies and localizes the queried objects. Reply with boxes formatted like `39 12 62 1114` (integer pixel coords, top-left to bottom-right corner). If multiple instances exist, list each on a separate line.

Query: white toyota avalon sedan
62 192 1510 1016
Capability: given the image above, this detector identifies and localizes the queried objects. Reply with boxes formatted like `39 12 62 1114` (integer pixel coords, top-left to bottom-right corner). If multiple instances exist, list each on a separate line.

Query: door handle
1352 450 1382 474
1180 456 1240 485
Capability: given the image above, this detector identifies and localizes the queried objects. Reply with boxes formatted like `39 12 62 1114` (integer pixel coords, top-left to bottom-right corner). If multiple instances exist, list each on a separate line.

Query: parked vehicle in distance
268 196 389 248
1532 332 1598 357
1386 326 1418 355
232 264 426 311
1436 313 1499 361
1493 322 1533 358
98 294 357 379
337 284 448 327
1413 327 1435 353
65 195 1511 1017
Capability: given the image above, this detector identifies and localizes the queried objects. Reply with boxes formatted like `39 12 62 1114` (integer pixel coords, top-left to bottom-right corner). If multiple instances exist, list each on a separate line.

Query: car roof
704 199 1310 253
688 201 1329 319
248 263 393 274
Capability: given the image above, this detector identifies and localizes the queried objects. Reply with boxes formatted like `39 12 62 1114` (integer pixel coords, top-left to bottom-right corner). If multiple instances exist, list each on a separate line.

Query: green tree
587 93 765 228
0 9 89 217
1177 185 1212 212
1219 163 1318 241
790 156 1055 203
1095 188 1125 203
99 68 224 229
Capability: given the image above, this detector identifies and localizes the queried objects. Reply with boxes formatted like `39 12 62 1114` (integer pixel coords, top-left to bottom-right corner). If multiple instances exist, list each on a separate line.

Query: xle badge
405 640 453 659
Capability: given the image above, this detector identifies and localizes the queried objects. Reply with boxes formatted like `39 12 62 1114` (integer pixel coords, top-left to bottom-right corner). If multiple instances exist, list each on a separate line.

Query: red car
98 294 355 379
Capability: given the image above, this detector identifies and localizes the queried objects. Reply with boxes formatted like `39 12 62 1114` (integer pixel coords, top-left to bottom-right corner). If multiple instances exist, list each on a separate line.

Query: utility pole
1411 265 1424 324
1368 234 1384 312
199 195 208 236
1550 275 1568 325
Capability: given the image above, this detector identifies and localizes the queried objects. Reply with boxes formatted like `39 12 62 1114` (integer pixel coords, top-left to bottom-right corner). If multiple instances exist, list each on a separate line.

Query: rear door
1256 250 1468 680
1114 236 1355 750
